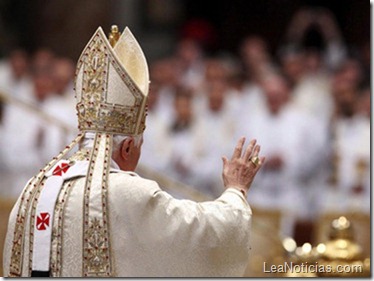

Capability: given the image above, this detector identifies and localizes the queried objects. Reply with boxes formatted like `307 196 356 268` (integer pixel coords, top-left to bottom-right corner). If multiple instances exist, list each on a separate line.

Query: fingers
231 137 246 160
251 145 260 158
243 139 257 161
260 157 266 166
254 156 266 171
222 156 228 167
249 144 262 168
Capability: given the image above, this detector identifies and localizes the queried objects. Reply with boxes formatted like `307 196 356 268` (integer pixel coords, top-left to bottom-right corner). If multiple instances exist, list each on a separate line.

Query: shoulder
108 171 161 193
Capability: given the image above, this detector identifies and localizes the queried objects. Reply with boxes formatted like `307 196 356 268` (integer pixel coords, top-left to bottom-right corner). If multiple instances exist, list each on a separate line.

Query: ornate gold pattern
84 218 110 274
69 148 91 162
28 177 47 275
75 28 147 136
9 134 84 277
50 181 74 277
82 133 112 276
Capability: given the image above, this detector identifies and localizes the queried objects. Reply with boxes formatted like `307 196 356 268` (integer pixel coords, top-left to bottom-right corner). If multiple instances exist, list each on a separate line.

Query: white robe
236 103 328 235
40 89 78 163
141 110 171 174
320 115 370 214
3 161 253 277
0 100 45 198
189 99 238 197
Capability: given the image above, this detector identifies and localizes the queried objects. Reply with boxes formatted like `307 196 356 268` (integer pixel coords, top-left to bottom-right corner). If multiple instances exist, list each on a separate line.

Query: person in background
149 58 180 122
236 73 327 239
141 81 171 174
281 7 347 71
0 48 32 100
321 69 370 215
175 38 205 92
0 67 54 198
191 78 238 197
280 48 333 130
165 86 199 189
238 36 274 116
40 57 78 162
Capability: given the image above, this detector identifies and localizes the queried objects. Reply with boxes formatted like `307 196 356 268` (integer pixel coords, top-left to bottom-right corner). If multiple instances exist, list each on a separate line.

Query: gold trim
50 180 74 277
9 134 83 277
28 177 47 275
75 28 146 136
82 133 112 276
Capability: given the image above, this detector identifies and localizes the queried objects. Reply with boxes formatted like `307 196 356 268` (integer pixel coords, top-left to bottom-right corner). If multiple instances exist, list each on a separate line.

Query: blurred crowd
0 8 370 238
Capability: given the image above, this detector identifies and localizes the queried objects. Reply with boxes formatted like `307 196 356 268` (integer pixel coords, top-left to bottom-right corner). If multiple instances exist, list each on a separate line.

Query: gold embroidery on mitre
75 27 148 136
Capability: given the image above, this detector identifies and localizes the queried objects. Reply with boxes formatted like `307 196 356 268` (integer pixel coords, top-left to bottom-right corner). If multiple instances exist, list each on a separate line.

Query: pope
3 25 265 277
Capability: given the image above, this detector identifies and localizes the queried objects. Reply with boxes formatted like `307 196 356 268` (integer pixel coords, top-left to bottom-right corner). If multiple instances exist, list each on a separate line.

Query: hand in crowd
222 137 265 195
286 7 341 42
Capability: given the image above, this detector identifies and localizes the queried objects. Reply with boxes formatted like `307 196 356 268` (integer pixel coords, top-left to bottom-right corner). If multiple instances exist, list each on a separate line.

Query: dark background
0 0 370 60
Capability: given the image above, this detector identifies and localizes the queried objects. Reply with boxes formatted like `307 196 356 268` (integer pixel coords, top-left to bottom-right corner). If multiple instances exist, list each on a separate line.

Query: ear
120 137 134 160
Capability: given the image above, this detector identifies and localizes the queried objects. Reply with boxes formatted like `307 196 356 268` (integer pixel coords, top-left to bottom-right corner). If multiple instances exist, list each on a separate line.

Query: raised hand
222 137 265 196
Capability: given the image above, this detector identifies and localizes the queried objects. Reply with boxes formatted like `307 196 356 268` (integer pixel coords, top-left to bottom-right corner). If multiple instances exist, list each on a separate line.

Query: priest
3 25 265 277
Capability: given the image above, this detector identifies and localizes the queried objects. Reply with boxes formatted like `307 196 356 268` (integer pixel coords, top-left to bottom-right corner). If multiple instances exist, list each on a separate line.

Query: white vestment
236 103 328 236
40 88 79 163
3 158 252 277
320 115 370 214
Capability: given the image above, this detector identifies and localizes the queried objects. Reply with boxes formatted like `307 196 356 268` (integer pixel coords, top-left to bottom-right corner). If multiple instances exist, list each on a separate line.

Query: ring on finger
250 156 260 167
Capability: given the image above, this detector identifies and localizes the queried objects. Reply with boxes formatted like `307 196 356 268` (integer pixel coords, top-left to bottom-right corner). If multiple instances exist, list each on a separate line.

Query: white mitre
75 25 149 135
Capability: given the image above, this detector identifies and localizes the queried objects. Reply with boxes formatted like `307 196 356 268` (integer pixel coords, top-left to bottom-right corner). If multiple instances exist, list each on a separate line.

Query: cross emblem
52 163 70 176
36 212 50 231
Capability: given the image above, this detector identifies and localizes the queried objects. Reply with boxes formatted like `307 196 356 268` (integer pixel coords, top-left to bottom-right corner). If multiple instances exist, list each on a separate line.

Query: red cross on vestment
36 212 50 231
52 163 70 176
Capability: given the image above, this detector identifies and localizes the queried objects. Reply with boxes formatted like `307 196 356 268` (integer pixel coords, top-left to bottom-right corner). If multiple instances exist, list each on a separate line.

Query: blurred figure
237 73 327 238
239 36 274 115
41 57 78 161
280 49 306 89
175 38 205 92
31 48 55 74
356 85 370 118
0 69 54 198
203 58 228 84
141 82 171 173
321 72 370 214
281 7 347 71
240 36 274 84
0 49 57 198
191 79 238 196
31 71 55 103
165 87 199 190
149 58 180 122
0 48 32 99
194 58 230 111
280 48 333 129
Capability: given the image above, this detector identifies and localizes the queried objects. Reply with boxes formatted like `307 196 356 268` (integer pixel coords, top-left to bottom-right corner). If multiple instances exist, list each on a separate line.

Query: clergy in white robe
3 25 265 277
236 74 328 237
189 79 239 197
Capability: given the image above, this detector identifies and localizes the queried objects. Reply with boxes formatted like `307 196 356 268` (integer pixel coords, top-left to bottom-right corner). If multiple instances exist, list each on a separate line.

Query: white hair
80 132 143 156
